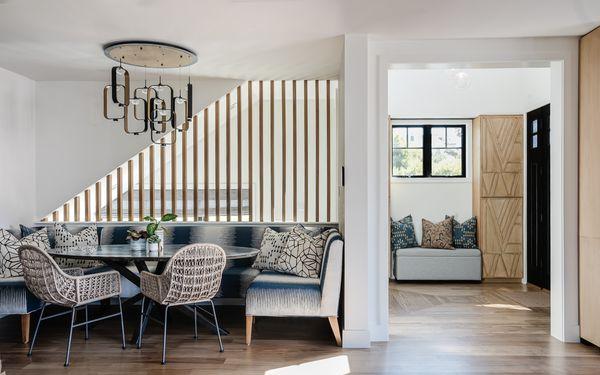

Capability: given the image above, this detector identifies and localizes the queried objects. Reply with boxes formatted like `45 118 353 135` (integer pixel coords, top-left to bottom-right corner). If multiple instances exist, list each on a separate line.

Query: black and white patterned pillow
252 227 291 271
0 228 51 278
275 227 337 278
53 224 101 268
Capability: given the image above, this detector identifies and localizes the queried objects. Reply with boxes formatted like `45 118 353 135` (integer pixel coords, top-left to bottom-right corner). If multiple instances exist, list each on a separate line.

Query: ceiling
0 0 599 81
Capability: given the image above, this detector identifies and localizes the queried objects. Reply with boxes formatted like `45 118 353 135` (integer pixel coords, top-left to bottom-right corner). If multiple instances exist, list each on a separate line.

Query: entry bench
393 247 482 281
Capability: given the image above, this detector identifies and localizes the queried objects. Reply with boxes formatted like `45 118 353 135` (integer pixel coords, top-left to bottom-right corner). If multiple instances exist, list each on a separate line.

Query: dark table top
47 244 260 262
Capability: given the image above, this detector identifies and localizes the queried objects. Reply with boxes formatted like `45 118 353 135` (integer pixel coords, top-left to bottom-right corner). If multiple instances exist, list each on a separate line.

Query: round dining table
47 244 259 340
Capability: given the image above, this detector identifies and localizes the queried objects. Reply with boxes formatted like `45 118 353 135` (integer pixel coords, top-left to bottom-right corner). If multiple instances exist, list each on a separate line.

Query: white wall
35 77 241 218
0 67 36 228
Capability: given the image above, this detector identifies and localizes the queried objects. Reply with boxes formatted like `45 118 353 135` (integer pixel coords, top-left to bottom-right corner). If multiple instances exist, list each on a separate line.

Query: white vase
129 239 145 251
156 228 165 248
146 241 159 252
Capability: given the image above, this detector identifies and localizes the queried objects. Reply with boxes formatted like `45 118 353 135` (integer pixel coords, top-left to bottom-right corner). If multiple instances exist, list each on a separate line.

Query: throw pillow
0 228 51 278
53 224 101 268
390 215 419 250
252 227 291 271
446 215 478 249
421 218 454 250
20 224 57 248
275 226 337 278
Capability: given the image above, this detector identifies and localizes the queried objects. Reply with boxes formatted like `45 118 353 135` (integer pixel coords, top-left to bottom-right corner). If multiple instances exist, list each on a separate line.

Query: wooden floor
1 282 600 374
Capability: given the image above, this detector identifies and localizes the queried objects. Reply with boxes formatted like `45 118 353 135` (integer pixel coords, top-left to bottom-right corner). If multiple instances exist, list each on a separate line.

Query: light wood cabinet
473 115 523 279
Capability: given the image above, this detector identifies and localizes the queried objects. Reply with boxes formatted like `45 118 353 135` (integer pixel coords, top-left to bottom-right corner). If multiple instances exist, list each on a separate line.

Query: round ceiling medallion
103 40 197 68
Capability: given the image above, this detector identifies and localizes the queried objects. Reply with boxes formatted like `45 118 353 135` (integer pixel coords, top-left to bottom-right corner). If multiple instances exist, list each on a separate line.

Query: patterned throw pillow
252 227 291 271
390 215 419 250
0 228 51 278
53 224 101 268
446 216 478 249
275 227 337 278
421 218 454 250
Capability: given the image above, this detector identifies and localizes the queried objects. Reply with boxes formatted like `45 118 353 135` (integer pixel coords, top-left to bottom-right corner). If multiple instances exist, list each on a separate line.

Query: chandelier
102 41 198 146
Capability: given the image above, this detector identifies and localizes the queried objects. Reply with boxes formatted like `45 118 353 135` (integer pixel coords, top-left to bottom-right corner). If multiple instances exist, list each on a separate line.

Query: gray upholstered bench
393 247 482 281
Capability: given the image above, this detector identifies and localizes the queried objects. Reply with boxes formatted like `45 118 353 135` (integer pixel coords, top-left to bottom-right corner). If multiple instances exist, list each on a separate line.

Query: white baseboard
342 329 371 348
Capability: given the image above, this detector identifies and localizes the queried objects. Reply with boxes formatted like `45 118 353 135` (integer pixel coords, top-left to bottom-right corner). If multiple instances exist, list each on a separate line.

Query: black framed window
392 124 466 178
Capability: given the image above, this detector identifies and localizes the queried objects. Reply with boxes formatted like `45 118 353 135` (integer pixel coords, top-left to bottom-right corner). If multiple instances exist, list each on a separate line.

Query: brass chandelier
102 41 198 146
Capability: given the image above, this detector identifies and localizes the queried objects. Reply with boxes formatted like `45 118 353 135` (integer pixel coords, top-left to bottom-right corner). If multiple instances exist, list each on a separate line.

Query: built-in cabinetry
472 115 523 279
579 28 600 347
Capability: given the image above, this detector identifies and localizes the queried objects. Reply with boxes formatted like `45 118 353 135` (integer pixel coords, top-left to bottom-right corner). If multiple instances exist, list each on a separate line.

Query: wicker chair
138 243 227 365
18 245 125 367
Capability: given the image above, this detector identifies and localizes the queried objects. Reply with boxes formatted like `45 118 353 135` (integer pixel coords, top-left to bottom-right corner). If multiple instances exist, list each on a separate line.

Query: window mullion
424 126 432 177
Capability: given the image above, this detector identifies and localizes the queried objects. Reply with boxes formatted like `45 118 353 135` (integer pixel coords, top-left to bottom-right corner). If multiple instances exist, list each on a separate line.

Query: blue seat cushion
0 277 42 315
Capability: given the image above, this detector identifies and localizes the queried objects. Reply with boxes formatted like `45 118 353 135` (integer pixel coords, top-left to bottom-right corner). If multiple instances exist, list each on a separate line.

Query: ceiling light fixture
102 40 198 146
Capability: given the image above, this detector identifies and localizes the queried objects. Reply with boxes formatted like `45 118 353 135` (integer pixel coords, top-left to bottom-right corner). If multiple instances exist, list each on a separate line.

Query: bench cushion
394 247 482 281
0 277 42 314
396 247 481 257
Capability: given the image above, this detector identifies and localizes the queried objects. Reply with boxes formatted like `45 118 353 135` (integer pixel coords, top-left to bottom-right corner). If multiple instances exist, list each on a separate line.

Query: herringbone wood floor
1 282 600 374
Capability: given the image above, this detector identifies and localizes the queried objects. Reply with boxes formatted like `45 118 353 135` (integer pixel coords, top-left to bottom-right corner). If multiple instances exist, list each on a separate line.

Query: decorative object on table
53 224 102 268
102 40 197 146
138 243 227 364
252 227 291 271
146 235 161 252
18 245 125 367
390 215 419 250
446 215 478 249
144 213 177 249
421 217 454 250
275 226 338 278
127 229 148 251
0 228 50 278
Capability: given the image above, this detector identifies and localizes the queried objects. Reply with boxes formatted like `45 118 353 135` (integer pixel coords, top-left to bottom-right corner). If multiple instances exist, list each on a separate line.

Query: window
392 124 466 178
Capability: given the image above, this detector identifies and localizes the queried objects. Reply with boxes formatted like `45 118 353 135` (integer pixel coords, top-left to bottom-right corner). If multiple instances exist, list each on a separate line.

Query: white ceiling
1 0 599 81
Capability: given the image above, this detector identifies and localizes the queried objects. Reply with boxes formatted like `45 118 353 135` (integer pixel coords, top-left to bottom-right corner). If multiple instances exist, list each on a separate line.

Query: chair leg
137 296 145 349
118 297 126 349
245 315 253 346
210 300 224 352
64 307 76 367
162 305 169 365
193 305 198 339
327 316 342 347
28 303 46 357
84 305 89 340
21 313 31 344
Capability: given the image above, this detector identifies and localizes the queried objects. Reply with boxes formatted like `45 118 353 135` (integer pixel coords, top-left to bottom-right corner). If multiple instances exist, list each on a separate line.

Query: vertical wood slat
182 128 188 221
282 80 287 221
95 181 102 222
149 145 155 218
160 139 166 216
237 86 243 221
52 211 59 222
117 168 123 221
128 160 134 221
85 189 91 221
326 80 331 222
63 203 70 222
193 116 199 221
315 80 320 221
304 80 309 222
226 93 232 221
270 80 275 221
74 196 80 222
215 100 221 221
106 174 112 221
138 152 144 220
293 80 298 221
248 81 253 222
204 108 209 221
259 81 264 222
171 131 177 216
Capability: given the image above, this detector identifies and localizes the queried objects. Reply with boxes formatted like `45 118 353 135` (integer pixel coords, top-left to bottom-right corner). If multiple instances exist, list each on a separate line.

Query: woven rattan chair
18 245 125 367
138 243 227 365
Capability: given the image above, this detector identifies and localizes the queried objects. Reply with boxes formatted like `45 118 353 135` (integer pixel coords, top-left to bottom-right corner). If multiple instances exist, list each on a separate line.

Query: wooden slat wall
44 80 338 224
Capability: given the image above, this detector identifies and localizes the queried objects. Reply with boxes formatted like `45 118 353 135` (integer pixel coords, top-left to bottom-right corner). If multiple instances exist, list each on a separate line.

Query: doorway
526 104 551 290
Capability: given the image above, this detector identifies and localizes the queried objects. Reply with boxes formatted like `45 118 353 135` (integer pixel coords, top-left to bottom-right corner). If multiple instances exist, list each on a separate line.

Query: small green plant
126 229 148 241
147 234 161 244
143 213 177 236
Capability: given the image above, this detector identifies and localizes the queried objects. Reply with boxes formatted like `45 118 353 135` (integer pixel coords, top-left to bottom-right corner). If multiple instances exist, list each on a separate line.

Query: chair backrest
162 243 227 305
18 245 76 306
319 234 344 316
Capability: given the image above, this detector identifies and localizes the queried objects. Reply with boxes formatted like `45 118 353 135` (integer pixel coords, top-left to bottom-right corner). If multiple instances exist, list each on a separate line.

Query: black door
526 104 551 289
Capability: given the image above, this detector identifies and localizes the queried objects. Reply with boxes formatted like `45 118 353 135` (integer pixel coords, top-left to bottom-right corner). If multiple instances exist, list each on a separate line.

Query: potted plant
146 234 161 252
143 213 177 249
126 229 148 251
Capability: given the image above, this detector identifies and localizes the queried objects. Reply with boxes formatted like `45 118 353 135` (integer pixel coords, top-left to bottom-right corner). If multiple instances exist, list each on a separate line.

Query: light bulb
130 98 142 106
116 67 126 76
139 88 148 96
155 85 165 92
175 97 185 105
158 109 170 116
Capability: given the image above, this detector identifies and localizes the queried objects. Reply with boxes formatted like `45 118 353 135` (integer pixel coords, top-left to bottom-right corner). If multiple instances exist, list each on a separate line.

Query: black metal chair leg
194 305 198 339
84 305 89 340
210 300 224 352
137 296 145 349
162 305 169 365
27 302 46 357
64 307 76 367
118 297 126 349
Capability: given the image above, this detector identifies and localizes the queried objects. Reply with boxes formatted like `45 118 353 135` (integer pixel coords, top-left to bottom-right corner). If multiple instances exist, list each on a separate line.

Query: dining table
47 244 260 342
